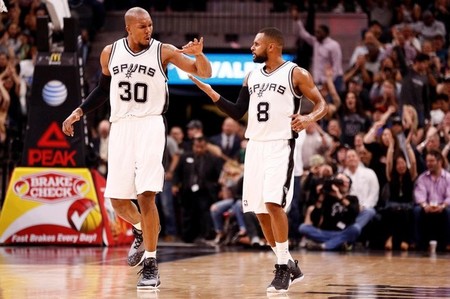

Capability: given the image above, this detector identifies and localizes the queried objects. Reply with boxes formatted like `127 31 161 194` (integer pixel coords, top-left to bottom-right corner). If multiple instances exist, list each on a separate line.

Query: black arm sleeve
215 86 250 120
79 74 111 114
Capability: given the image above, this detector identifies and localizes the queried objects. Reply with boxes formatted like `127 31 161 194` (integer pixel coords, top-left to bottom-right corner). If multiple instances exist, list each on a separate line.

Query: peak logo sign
37 122 69 148
13 172 89 203
27 122 76 166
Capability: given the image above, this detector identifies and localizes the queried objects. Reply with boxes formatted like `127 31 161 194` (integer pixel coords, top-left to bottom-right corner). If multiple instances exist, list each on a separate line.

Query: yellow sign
49 53 61 64
0 167 103 245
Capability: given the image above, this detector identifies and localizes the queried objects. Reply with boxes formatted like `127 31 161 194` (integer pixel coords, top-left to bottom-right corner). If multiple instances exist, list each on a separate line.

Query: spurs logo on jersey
248 83 287 98
111 63 157 78
245 61 302 141
108 38 169 122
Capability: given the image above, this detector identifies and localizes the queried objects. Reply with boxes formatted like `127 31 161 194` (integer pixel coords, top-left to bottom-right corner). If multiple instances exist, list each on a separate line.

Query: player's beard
138 38 151 50
253 51 268 63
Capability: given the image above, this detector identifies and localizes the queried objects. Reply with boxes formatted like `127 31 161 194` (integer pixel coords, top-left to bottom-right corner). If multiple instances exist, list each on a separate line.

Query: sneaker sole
128 251 145 268
137 284 160 290
266 274 304 293
291 274 305 285
266 286 289 293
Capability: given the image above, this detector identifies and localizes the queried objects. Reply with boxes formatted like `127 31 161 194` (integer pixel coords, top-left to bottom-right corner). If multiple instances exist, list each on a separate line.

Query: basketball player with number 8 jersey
188 27 328 293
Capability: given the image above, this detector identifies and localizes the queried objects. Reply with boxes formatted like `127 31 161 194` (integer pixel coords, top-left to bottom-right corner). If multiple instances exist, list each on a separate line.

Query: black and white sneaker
128 227 145 267
137 257 161 290
288 259 304 285
267 264 291 293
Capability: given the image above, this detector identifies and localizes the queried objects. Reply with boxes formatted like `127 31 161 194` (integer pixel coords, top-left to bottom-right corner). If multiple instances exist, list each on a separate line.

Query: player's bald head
125 7 150 26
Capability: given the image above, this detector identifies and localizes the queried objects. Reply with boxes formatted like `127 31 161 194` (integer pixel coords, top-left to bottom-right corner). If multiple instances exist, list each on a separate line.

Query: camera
321 177 344 194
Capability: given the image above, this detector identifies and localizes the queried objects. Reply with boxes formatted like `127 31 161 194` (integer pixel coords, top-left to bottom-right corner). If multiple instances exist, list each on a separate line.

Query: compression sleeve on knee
215 86 250 120
79 74 111 114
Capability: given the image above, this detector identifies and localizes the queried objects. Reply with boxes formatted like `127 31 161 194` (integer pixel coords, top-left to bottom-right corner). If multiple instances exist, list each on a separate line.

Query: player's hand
188 74 211 92
62 108 83 137
290 113 314 132
178 37 204 56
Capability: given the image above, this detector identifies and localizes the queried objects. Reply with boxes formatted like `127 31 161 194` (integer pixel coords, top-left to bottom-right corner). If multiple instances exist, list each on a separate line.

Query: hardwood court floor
0 243 449 299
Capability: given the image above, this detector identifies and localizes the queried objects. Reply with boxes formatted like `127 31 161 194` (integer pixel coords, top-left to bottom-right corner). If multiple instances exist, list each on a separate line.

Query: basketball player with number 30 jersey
62 7 212 290
108 38 168 121
188 27 327 294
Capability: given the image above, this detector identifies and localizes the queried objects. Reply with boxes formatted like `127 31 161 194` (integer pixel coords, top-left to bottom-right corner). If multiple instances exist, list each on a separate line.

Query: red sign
37 122 70 148
26 121 77 167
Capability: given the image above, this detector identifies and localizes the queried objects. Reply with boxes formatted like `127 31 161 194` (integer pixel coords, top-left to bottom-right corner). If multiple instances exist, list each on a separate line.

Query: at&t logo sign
42 80 68 106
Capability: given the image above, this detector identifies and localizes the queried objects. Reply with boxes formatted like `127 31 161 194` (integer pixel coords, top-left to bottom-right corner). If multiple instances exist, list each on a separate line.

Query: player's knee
265 202 282 214
110 199 130 214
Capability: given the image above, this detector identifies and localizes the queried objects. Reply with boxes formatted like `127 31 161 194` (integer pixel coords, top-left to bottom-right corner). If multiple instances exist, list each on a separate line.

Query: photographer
299 173 361 251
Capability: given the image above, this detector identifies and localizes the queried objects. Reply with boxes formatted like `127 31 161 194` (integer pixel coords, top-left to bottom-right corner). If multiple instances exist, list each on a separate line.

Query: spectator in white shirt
412 10 447 45
343 149 380 234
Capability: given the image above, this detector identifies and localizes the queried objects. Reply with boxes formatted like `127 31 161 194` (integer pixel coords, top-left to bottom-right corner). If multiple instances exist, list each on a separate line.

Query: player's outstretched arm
188 74 220 101
188 74 249 120
165 37 212 78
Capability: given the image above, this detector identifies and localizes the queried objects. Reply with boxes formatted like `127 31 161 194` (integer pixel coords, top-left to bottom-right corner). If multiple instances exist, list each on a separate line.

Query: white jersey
108 38 168 122
246 61 302 141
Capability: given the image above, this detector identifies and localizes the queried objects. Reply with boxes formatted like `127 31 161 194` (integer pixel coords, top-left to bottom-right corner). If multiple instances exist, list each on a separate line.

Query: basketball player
188 27 328 293
62 7 212 290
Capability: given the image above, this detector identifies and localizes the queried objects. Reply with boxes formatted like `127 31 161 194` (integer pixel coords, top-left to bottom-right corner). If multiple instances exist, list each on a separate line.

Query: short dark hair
259 27 284 46
192 135 205 142
369 20 382 28
414 53 430 63
391 115 402 125
186 119 203 130
318 24 330 36
427 149 444 162
435 93 449 102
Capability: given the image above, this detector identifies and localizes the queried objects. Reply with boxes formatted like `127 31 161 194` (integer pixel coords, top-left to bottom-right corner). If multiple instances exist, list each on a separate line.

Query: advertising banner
167 53 295 85
90 169 134 246
0 167 133 246
21 52 87 167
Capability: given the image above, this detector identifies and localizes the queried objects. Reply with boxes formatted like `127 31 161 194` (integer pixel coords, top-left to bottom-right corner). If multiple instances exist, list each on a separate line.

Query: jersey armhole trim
289 65 303 99
108 41 118 69
157 42 169 82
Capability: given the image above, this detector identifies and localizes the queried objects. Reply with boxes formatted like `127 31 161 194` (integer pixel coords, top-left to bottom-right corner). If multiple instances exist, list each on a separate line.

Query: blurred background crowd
0 0 450 253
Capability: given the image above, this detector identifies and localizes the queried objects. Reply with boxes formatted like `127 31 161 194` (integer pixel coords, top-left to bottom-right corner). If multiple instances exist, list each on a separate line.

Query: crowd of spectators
294 0 450 253
150 0 450 252
1 0 450 253
0 0 105 160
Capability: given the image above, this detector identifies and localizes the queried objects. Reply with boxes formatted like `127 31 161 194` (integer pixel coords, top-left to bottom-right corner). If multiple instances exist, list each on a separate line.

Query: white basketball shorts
242 139 295 214
104 115 165 199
